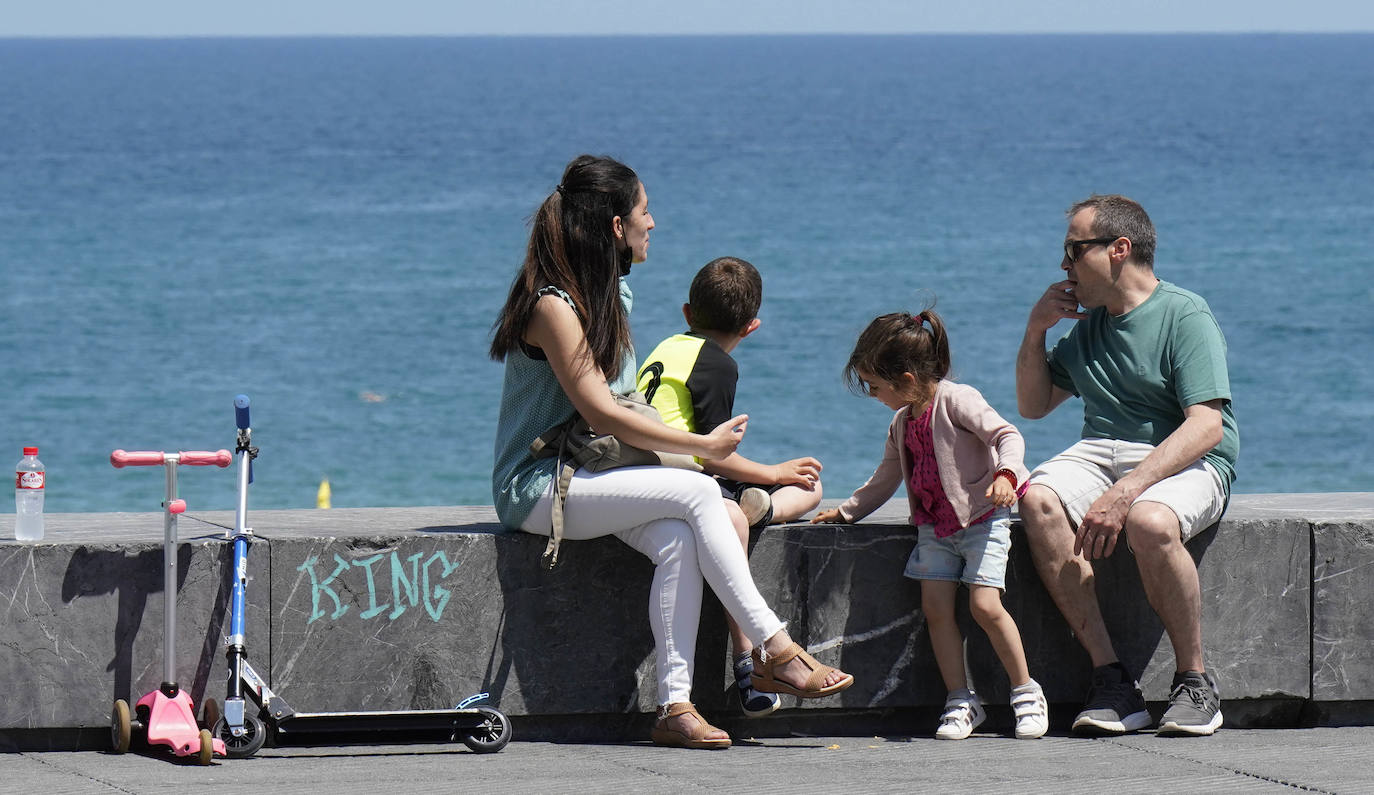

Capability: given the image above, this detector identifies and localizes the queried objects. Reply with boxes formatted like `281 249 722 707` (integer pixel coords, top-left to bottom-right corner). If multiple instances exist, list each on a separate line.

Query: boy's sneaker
738 487 774 529
1158 670 1223 736
1072 663 1152 735
935 689 986 740
1010 680 1049 739
733 654 781 717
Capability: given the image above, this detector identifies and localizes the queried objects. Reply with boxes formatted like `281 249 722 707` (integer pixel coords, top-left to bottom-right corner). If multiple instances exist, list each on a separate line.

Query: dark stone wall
1313 520 1374 701
0 494 1368 735
0 532 270 731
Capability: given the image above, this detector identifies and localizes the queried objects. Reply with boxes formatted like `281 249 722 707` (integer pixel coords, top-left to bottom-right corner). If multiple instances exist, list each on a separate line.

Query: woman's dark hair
843 307 951 396
490 155 641 376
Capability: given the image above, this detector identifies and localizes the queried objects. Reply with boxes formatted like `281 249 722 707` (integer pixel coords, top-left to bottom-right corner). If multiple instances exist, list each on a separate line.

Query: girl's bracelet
994 469 1018 488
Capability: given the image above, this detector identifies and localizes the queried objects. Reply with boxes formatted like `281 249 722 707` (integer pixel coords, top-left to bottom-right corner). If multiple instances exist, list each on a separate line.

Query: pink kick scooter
108 448 232 764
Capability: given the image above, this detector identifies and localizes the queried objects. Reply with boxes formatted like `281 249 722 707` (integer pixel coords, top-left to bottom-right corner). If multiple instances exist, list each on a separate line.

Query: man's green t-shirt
1047 281 1239 494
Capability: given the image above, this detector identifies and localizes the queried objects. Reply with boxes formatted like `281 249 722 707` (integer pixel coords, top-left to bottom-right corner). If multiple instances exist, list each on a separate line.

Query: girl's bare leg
921 580 968 691
968 585 1030 686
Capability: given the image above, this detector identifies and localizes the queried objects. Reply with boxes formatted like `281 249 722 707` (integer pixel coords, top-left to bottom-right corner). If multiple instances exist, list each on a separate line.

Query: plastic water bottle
15 446 44 542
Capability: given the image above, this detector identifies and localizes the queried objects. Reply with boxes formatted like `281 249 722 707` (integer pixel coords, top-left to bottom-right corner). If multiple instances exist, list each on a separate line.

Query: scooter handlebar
110 450 232 468
110 450 165 468
234 394 251 430
180 450 233 467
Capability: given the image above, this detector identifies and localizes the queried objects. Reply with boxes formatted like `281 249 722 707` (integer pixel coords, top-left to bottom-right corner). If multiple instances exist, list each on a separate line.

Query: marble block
745 523 937 710
0 531 270 730
0 495 1364 739
267 531 660 715
987 517 1309 704
1312 520 1374 701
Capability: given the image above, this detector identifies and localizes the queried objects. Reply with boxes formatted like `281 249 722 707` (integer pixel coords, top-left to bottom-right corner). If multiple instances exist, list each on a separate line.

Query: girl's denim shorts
903 508 1012 589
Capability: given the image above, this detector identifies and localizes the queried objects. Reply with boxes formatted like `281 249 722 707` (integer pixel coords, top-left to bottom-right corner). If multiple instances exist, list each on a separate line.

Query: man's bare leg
1020 485 1116 665
1126 501 1203 673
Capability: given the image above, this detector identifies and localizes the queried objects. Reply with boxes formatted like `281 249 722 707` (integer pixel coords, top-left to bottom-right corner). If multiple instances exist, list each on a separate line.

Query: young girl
813 308 1048 740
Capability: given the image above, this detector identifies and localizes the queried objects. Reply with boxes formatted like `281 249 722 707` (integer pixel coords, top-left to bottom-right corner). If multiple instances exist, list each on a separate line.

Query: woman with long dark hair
492 155 853 749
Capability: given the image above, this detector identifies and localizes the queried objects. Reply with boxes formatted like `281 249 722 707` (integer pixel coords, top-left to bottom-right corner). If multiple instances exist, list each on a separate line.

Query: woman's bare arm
525 294 746 460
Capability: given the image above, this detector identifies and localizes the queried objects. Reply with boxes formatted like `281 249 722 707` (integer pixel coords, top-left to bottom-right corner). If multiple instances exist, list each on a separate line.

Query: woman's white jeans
520 466 786 705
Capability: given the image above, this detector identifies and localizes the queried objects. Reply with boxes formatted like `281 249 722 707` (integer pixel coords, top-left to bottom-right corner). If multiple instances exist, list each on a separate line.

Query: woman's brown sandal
751 642 854 698
650 702 731 750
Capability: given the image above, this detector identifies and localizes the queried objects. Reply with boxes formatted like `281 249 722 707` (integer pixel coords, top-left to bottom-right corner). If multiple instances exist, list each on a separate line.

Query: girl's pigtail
921 307 951 381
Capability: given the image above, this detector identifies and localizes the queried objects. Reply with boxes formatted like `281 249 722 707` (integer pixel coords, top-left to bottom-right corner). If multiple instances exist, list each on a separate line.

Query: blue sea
2 34 1371 515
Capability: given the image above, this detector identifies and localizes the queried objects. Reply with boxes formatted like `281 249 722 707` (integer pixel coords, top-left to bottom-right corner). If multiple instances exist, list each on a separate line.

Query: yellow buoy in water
317 478 332 509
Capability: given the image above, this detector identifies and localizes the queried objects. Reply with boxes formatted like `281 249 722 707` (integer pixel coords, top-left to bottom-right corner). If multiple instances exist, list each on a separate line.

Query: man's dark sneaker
1158 670 1223 736
1071 663 1152 735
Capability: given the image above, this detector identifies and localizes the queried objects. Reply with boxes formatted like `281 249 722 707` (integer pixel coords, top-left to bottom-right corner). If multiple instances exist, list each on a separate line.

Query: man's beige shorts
1027 438 1227 541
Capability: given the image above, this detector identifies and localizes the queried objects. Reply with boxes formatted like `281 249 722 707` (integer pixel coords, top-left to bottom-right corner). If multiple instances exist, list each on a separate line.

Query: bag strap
540 423 579 570
541 457 575 570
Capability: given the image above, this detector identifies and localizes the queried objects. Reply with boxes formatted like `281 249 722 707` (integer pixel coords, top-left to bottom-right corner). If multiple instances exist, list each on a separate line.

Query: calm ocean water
2 34 1371 515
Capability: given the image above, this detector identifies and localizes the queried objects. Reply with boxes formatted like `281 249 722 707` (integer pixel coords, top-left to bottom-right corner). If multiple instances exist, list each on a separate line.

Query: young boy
637 256 824 717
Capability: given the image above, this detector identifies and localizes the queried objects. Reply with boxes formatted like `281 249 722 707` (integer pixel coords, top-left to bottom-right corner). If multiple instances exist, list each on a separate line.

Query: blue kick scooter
205 395 511 756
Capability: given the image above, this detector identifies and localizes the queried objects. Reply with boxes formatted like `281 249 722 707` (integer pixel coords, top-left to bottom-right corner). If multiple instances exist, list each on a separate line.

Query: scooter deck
272 708 497 735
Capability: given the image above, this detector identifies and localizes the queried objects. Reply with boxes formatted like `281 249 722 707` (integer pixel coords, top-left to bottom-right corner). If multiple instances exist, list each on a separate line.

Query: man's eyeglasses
1063 237 1119 263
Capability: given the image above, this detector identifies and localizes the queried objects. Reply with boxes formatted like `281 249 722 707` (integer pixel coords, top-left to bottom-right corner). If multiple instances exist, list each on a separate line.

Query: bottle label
17 471 44 490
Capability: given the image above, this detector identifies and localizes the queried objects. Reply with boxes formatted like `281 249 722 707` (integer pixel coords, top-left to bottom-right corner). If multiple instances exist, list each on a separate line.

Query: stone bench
1 494 1370 748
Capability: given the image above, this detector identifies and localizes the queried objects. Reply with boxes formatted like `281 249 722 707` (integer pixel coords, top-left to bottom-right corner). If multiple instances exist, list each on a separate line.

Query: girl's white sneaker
1012 681 1049 739
935 689 986 740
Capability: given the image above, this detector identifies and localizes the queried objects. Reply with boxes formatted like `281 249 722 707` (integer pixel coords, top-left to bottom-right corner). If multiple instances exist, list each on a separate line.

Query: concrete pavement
3 727 1372 794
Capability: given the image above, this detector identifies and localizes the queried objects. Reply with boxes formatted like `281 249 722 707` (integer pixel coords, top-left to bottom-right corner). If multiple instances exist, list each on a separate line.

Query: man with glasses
1015 194 1239 737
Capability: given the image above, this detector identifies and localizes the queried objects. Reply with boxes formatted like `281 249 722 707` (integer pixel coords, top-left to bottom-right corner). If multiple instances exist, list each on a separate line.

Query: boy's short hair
687 256 762 334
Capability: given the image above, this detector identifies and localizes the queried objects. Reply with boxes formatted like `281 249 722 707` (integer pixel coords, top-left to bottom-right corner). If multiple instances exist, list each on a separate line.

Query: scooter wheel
110 699 131 754
213 713 267 758
201 698 220 730
197 729 214 765
460 707 512 754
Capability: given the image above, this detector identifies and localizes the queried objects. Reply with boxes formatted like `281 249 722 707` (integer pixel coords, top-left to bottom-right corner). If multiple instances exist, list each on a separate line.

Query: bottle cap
23 447 38 456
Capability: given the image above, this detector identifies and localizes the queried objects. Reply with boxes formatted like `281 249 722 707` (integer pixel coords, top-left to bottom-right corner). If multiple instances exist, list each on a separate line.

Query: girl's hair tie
555 184 567 196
